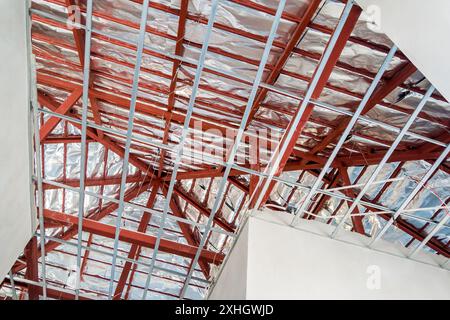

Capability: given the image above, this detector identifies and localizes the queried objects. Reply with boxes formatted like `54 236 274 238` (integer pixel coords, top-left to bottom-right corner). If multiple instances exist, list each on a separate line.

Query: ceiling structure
1 0 449 300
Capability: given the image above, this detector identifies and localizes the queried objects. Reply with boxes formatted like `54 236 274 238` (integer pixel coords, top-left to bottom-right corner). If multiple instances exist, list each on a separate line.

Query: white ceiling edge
356 0 450 102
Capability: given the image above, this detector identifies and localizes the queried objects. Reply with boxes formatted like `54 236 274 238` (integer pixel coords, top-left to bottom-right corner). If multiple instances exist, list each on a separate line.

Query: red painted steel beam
283 149 442 171
39 88 82 141
130 0 438 91
64 0 85 66
336 150 442 167
42 136 94 144
34 3 447 119
229 176 250 194
338 168 365 234
282 171 307 207
38 91 154 175
43 209 225 264
171 183 235 233
308 62 417 155
36 70 409 158
63 0 105 139
1 278 93 300
323 166 367 224
245 0 322 127
253 5 362 206
43 174 151 190
166 188 212 278
417 132 450 154
305 169 340 220
79 233 93 282
113 181 160 300
24 237 41 300
156 0 188 177
89 95 105 139
11 183 151 275
406 197 450 248
166 158 326 182
306 168 450 256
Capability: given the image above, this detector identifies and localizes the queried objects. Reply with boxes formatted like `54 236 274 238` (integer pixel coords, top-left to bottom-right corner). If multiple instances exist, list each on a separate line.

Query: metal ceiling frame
2 0 449 300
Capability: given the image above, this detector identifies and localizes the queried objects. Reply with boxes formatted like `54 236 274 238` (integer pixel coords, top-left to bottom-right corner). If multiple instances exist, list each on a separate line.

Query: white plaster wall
0 0 35 282
356 0 450 101
208 222 249 300
209 210 450 300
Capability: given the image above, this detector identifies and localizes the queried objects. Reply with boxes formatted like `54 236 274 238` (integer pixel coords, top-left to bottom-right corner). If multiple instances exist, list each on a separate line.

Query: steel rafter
306 61 417 157
64 0 104 138
106 0 153 299
156 0 189 178
338 168 365 234
24 237 40 300
43 209 225 264
39 88 82 141
140 0 222 299
368 143 450 246
43 174 151 190
331 85 437 238
165 188 212 278
250 2 362 208
177 0 288 299
306 168 450 256
112 181 160 300
289 44 399 227
38 91 154 174
171 183 235 233
245 0 322 126
10 182 151 275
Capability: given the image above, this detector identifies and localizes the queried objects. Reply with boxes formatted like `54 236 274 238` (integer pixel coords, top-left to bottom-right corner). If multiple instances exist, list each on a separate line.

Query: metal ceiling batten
331 85 436 239
30 35 48 301
369 143 450 245
291 44 399 227
141 0 222 299
74 0 94 301
248 0 357 211
107 0 152 300
178 0 288 299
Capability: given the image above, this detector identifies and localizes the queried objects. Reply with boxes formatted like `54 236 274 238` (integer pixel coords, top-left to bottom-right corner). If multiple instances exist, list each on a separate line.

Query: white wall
0 0 35 281
209 210 450 300
356 0 450 102
208 222 249 300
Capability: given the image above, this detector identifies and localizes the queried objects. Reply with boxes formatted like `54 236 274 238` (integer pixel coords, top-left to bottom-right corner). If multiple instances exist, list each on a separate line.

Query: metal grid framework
1 0 450 300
